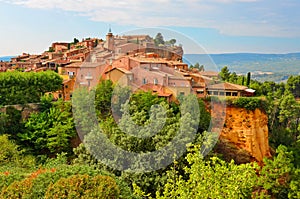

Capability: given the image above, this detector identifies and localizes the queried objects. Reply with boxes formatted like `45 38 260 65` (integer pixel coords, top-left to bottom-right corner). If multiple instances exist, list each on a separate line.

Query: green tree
219 66 231 81
157 144 259 199
18 99 76 156
0 71 62 106
94 79 114 119
286 75 300 98
154 33 165 46
246 72 251 86
169 39 176 46
229 72 238 83
258 145 299 198
279 92 300 131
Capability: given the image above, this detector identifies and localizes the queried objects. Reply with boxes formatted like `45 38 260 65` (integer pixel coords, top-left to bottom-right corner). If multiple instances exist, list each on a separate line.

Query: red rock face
210 103 271 163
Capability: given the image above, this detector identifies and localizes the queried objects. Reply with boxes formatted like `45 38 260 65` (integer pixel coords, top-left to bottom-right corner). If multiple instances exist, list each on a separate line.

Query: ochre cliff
210 104 271 163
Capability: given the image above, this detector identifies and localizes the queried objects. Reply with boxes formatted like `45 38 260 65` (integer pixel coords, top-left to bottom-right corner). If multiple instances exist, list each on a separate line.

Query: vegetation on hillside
0 71 300 198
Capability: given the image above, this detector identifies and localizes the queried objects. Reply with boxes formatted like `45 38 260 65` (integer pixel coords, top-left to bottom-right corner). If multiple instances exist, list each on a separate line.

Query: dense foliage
0 75 300 198
0 71 62 106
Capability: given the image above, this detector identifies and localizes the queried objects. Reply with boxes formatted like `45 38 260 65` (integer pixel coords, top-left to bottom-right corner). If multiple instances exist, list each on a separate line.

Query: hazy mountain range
183 53 300 82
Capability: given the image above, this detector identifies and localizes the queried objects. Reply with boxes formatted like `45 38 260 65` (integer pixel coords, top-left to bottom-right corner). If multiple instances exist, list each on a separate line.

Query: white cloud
3 0 300 38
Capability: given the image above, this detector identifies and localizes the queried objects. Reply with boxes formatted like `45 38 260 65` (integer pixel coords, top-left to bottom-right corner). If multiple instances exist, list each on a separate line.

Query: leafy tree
286 75 300 98
0 71 62 106
197 99 211 133
94 79 114 119
199 64 204 72
278 92 300 131
18 99 76 156
258 145 299 198
169 39 176 46
157 144 259 199
219 66 231 81
229 72 238 83
154 33 165 46
190 62 204 71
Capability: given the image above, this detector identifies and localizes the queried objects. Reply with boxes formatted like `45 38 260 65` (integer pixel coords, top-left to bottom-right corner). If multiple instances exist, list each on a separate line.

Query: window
179 92 185 96
65 85 68 89
213 91 218 96
226 92 231 96
142 78 147 84
232 92 238 96
68 71 75 78
219 91 225 96
154 78 158 85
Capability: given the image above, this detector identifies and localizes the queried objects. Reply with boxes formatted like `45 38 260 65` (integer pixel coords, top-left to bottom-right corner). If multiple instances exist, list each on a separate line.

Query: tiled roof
199 71 219 77
207 82 248 91
65 62 82 68
105 67 133 75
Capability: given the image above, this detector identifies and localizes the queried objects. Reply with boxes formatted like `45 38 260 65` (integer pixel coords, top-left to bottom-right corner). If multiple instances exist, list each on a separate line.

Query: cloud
3 0 300 38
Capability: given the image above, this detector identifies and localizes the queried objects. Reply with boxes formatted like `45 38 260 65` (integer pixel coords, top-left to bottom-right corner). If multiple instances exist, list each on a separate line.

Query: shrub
1 178 33 199
0 171 27 193
45 174 120 199
0 71 63 106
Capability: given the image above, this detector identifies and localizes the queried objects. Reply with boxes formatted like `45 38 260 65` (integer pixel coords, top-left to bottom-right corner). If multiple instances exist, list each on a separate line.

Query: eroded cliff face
210 103 271 163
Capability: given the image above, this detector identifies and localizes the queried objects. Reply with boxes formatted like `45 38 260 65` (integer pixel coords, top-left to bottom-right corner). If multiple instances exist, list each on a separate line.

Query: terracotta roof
207 82 248 91
199 71 219 77
105 67 133 75
190 73 213 81
55 60 70 64
130 56 168 63
65 62 82 68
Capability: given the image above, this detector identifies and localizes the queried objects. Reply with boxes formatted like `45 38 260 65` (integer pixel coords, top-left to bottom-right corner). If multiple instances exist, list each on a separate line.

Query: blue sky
0 0 300 56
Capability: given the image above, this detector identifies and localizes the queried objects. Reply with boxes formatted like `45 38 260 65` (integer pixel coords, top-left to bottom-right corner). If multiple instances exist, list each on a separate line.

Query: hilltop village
0 30 255 101
1 31 300 198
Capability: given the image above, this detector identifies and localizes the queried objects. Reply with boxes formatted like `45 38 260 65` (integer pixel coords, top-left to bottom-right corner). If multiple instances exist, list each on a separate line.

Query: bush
0 171 27 193
0 134 36 168
1 178 33 198
0 135 19 165
0 71 62 106
231 97 267 110
45 174 120 199
25 165 101 199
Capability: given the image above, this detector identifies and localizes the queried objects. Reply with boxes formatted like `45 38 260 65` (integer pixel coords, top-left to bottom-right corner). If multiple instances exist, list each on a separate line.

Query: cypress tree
246 72 251 86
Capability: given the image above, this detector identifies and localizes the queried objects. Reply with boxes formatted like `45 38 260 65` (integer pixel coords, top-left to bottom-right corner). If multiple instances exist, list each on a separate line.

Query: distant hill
183 53 300 82
0 56 13 62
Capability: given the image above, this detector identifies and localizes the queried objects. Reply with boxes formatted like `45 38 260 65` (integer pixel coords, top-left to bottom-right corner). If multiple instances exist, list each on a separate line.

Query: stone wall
0 103 40 119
